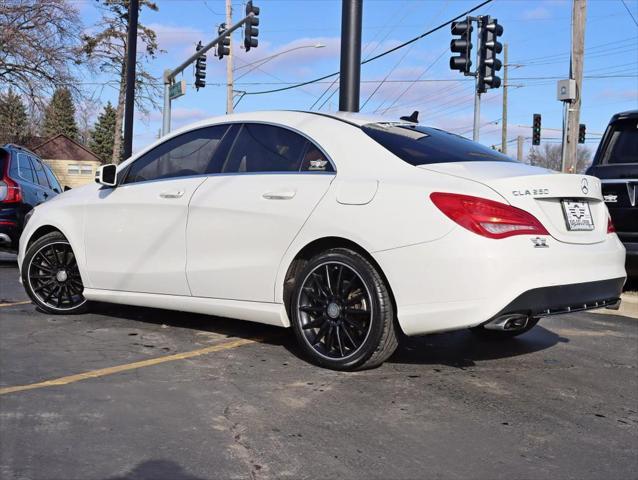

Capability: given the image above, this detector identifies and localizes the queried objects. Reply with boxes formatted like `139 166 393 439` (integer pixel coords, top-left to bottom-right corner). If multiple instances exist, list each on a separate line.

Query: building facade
31 134 102 189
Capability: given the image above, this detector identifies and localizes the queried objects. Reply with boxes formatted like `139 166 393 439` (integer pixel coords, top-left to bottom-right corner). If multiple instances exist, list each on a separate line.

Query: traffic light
478 17 503 93
578 124 586 144
449 18 473 74
217 24 230 60
195 41 206 90
244 1 260 52
532 113 541 146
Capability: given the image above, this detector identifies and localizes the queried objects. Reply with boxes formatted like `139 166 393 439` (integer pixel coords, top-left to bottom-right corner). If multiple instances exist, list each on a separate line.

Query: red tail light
430 192 549 239
607 216 615 234
0 176 22 203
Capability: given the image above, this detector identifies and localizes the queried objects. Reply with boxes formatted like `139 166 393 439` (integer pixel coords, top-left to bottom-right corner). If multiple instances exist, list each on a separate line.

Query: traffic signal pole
161 13 254 136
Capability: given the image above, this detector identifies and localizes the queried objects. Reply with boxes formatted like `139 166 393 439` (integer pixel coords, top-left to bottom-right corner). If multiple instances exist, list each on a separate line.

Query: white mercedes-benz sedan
18 111 626 370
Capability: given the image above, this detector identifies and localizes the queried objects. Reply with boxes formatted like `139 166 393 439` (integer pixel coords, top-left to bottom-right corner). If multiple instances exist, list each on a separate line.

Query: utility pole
339 0 363 112
122 0 139 160
517 135 524 161
225 0 234 114
565 0 587 173
501 43 508 154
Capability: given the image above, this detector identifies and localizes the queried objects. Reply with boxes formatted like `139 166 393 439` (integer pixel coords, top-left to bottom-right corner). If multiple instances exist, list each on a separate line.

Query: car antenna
400 111 419 123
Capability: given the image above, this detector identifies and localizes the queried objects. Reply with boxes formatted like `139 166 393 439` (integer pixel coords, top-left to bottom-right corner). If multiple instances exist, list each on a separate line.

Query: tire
290 248 398 371
470 317 539 339
22 231 89 314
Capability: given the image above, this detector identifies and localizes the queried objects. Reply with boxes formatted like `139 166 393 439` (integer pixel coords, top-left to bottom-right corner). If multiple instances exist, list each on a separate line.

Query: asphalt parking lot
1 252 637 480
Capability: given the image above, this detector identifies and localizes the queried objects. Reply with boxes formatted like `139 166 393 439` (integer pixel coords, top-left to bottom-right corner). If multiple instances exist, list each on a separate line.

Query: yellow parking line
0 300 31 308
0 337 263 396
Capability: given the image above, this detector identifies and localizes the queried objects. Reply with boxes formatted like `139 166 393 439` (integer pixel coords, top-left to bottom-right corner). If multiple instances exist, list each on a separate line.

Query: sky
74 0 638 157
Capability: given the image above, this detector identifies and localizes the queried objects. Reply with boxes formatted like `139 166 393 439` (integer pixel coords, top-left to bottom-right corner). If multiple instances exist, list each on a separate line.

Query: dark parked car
586 110 638 278
0 144 63 252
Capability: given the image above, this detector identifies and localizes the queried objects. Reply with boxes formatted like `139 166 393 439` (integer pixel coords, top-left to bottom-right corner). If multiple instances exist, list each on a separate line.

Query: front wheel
22 231 88 314
290 248 398 371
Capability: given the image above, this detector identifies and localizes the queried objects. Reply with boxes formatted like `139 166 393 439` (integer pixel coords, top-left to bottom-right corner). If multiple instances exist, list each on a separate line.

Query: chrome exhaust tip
484 314 530 331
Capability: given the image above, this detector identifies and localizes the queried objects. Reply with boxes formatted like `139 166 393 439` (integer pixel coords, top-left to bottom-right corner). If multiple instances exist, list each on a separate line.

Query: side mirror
64 185 72 192
95 164 117 187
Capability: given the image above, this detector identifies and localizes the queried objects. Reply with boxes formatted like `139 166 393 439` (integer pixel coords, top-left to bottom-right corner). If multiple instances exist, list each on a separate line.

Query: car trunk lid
419 161 608 244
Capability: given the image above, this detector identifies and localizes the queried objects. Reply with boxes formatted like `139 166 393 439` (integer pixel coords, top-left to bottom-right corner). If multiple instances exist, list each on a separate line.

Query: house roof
32 134 102 163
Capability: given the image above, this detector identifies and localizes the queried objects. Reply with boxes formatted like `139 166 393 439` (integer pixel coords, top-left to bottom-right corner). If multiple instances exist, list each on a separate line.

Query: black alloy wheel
23 232 88 314
291 248 398 370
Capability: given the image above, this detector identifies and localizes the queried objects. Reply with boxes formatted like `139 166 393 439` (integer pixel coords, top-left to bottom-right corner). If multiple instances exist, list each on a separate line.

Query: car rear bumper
373 228 627 336
0 206 21 251
491 277 624 318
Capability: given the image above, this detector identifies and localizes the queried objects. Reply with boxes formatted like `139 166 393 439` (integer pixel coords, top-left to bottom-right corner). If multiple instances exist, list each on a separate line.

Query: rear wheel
22 231 88 314
470 318 539 339
290 248 398 371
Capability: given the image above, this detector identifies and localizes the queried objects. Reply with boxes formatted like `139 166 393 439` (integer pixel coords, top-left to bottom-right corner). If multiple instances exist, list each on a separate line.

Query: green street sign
169 80 186 100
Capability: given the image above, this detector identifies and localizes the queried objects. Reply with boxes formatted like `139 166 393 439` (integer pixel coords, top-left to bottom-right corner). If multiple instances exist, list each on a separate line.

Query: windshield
362 123 514 166
600 118 638 165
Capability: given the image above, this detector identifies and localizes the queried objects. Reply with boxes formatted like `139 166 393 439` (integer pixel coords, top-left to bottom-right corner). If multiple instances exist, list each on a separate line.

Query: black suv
586 110 638 278
0 144 63 252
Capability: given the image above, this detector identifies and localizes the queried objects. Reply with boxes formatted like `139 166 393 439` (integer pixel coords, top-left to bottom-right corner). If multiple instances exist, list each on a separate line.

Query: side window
44 164 62 192
300 142 334 172
17 153 36 183
223 123 307 173
31 156 51 188
124 125 229 184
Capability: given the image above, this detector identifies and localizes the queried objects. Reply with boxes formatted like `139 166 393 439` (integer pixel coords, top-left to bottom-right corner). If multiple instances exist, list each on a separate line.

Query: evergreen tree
43 87 78 140
0 89 28 144
89 102 119 163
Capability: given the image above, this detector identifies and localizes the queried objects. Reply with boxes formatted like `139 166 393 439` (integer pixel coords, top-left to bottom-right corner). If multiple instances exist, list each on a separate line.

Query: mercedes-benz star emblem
581 178 589 195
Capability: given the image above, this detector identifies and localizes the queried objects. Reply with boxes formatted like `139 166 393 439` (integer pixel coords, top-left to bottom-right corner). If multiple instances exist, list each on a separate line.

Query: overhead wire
313 0 421 111
239 0 493 98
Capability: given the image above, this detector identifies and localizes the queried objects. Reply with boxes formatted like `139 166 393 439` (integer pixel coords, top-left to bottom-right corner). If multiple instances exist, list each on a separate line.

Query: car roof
181 110 413 131
611 110 638 121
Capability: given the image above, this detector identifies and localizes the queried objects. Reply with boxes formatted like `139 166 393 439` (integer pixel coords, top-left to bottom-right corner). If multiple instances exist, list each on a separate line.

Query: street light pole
339 0 363 112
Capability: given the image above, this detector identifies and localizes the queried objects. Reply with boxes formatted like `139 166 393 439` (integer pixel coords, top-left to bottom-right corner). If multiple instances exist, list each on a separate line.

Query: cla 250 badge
512 188 550 197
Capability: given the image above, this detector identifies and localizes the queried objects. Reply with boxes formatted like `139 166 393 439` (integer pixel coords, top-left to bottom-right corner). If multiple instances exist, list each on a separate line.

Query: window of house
80 164 93 175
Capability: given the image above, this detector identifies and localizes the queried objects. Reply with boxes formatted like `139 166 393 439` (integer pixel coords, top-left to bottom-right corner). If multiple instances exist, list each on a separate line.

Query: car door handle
159 190 185 199
262 190 296 200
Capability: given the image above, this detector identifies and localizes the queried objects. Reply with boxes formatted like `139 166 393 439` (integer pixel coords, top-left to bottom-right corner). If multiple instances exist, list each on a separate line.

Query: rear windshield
599 118 638 165
362 123 514 166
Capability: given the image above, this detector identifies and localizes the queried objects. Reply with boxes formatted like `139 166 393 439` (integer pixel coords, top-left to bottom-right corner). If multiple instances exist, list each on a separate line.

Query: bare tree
77 97 102 146
527 143 592 173
81 0 162 163
0 0 84 107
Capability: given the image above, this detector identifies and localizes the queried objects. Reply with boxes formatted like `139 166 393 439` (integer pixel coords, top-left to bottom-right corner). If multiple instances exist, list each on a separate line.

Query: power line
310 0 418 111
620 0 638 27
240 0 494 97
